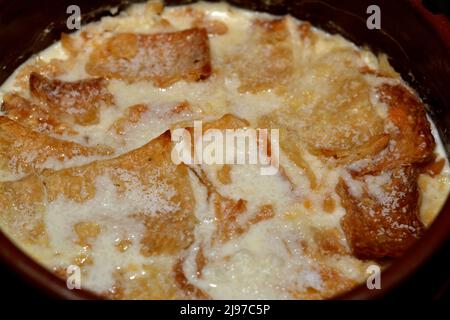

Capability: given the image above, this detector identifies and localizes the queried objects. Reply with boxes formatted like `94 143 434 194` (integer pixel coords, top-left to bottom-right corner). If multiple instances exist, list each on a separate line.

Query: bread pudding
0 1 449 299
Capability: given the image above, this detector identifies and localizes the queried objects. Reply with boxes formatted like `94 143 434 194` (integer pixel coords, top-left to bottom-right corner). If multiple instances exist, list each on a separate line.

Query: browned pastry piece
0 131 197 258
0 174 48 245
337 84 435 259
85 28 212 87
337 166 424 259
0 116 113 175
1 93 77 135
29 72 114 125
348 84 435 175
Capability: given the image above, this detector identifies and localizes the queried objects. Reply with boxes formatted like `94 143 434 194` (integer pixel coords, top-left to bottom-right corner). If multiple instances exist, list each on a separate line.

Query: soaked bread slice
336 166 424 259
0 132 196 257
0 174 47 245
86 28 212 87
1 93 77 135
347 84 435 175
29 72 114 125
230 18 293 93
331 85 434 260
0 116 113 176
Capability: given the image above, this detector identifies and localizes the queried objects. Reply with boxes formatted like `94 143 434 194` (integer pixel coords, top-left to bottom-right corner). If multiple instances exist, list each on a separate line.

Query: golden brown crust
336 166 424 259
13 59 64 90
348 84 435 175
29 72 114 125
0 116 113 175
0 131 196 258
86 28 212 87
0 174 47 245
330 84 436 260
1 93 77 135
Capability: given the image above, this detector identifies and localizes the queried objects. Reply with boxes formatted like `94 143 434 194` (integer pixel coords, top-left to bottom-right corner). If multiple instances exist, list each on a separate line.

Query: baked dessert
0 1 449 299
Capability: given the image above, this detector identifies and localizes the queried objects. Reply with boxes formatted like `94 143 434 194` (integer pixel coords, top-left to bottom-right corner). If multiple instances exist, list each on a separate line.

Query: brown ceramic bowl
0 0 449 300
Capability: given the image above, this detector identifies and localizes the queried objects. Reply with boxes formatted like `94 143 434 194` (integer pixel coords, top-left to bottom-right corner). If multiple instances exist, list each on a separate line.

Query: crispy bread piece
317 134 390 163
231 18 293 93
276 45 386 154
0 132 197 256
0 116 113 175
29 72 114 125
46 132 196 255
0 174 47 245
257 72 385 188
348 84 435 175
1 93 77 135
85 28 212 87
336 166 424 259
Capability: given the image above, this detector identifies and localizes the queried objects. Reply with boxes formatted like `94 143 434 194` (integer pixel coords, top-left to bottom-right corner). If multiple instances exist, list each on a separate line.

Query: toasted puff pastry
336 84 435 259
0 116 113 176
29 72 114 125
86 28 212 87
336 166 424 259
0 132 196 257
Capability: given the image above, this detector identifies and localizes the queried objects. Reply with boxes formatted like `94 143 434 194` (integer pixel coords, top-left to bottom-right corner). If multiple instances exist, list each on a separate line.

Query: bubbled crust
0 131 197 256
1 93 77 135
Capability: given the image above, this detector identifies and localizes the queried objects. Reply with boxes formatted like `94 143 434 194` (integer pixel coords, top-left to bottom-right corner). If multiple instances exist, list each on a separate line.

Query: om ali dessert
0 1 449 299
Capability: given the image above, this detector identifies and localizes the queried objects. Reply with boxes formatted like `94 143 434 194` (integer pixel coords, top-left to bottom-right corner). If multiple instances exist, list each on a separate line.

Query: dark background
0 0 449 300
423 0 450 17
